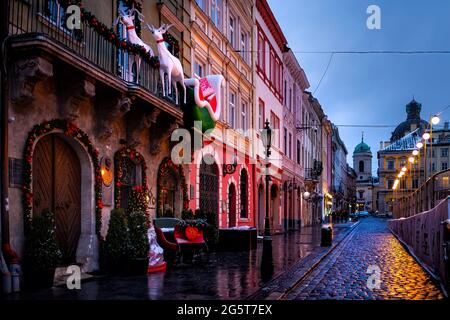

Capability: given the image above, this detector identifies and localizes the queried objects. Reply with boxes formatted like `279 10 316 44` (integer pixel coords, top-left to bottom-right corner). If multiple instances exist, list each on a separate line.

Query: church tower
353 133 372 182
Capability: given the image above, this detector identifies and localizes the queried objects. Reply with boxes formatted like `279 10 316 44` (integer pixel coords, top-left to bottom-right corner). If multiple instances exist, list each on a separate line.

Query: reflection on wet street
14 224 352 300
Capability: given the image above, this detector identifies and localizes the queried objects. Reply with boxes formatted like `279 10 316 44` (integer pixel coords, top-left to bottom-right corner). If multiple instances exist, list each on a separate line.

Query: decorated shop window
114 147 148 210
157 158 189 218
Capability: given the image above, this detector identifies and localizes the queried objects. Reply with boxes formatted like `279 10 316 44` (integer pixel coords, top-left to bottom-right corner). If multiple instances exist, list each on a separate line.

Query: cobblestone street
285 218 446 300
10 223 354 300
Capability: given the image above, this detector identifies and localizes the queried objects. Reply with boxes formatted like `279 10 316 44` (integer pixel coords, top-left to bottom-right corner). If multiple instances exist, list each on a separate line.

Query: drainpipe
1 0 11 294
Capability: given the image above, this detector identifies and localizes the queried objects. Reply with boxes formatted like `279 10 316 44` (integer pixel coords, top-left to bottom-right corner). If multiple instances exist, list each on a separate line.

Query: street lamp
261 120 274 278
423 132 431 141
303 191 311 200
261 120 273 244
432 115 441 125
412 150 419 156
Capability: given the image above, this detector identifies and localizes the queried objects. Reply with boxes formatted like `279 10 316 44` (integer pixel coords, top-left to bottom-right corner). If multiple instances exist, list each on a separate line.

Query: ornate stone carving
11 56 53 106
149 118 179 156
98 96 131 141
127 108 160 148
62 78 96 121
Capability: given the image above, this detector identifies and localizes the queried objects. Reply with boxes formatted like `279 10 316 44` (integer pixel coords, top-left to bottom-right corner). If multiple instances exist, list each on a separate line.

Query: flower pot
106 258 130 275
127 258 150 276
24 268 55 291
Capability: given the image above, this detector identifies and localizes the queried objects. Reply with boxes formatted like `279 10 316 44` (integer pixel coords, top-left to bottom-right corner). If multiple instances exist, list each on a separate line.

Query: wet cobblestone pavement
285 218 446 300
11 223 353 300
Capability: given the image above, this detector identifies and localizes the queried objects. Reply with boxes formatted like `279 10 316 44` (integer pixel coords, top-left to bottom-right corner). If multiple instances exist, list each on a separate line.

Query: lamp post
260 120 273 279
261 120 273 245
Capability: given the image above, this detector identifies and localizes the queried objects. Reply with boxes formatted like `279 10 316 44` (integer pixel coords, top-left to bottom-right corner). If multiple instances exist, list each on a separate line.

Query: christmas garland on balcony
23 119 103 237
63 0 158 67
114 147 148 208
156 157 189 214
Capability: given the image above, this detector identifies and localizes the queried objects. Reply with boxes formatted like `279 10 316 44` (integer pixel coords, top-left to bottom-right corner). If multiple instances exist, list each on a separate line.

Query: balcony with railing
7 0 179 110
305 160 323 182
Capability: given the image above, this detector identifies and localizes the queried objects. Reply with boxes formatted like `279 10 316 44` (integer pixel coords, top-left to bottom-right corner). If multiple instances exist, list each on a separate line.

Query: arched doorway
270 184 279 231
199 161 219 216
33 134 81 264
239 169 248 219
283 182 288 231
114 147 147 211
228 183 236 227
258 184 264 234
159 169 179 217
157 158 188 218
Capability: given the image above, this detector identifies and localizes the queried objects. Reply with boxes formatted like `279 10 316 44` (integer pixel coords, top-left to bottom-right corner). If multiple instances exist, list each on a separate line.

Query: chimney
445 122 449 130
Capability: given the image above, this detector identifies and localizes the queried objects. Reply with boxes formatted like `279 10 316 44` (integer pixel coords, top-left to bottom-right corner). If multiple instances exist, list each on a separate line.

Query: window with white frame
211 0 222 29
258 100 265 129
229 15 236 48
229 91 236 128
257 29 265 72
289 132 292 159
241 101 248 131
240 32 248 62
194 60 204 78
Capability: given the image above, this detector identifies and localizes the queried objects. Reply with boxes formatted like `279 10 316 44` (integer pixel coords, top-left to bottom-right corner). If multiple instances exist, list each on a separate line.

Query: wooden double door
33 134 81 264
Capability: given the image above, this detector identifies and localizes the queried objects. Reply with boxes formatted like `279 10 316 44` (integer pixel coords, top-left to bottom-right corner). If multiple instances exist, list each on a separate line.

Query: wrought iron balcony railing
7 0 177 105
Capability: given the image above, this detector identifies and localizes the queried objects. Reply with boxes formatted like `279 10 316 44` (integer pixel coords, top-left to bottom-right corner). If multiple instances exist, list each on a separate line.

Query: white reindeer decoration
145 24 186 105
115 7 154 82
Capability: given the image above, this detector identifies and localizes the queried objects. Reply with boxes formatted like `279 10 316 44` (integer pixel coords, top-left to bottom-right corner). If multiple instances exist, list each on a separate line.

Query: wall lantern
223 152 238 177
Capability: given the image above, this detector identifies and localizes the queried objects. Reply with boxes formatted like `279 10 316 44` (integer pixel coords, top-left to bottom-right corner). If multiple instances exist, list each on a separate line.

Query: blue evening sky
268 0 450 175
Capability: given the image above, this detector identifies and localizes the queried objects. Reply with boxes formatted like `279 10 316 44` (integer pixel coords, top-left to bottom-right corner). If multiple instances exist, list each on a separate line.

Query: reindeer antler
162 24 174 32
144 23 156 32
129 4 145 22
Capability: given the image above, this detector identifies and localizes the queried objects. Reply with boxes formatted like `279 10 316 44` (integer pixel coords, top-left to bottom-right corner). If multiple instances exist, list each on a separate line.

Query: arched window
200 161 219 215
359 160 365 173
240 169 248 218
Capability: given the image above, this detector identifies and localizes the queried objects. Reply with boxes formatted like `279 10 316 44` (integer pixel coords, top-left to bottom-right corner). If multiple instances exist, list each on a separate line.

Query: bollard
10 263 21 293
321 226 333 247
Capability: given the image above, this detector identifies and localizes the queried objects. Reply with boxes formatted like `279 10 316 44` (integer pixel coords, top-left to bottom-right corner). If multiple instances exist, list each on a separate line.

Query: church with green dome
353 133 377 212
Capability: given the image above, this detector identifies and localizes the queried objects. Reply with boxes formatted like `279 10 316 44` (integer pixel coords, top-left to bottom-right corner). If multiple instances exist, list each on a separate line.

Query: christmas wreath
23 119 103 237
114 146 148 208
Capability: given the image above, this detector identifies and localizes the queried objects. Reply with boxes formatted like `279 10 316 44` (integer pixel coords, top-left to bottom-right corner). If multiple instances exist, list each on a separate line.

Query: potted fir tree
127 211 150 275
104 208 129 274
23 209 62 290
126 186 150 275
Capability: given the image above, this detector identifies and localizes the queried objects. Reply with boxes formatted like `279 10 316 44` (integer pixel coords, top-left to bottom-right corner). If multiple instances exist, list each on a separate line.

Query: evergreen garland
23 119 103 238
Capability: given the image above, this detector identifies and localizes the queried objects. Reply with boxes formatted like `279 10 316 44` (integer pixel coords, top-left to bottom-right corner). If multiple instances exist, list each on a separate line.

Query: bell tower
353 132 372 182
